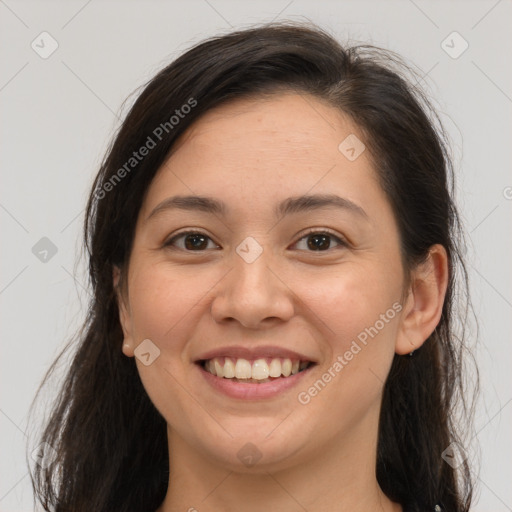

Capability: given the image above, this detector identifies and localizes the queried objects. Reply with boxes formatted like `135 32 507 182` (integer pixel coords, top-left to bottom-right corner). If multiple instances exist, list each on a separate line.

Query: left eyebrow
146 193 369 222
276 193 369 220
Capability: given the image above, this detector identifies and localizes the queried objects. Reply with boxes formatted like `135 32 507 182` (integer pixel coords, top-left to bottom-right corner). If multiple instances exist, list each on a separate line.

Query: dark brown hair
28 21 477 512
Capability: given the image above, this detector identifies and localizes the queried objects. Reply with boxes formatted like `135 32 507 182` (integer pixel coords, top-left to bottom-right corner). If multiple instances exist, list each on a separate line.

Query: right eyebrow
147 195 227 221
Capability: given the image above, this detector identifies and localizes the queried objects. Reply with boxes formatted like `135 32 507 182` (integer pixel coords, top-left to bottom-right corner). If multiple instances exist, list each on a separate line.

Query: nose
210 249 295 329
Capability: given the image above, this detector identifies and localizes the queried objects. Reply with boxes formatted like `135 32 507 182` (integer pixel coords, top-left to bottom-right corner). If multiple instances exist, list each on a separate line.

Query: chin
196 423 310 474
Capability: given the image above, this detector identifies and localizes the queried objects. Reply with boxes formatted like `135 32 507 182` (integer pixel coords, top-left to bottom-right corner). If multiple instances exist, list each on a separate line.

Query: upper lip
195 345 317 363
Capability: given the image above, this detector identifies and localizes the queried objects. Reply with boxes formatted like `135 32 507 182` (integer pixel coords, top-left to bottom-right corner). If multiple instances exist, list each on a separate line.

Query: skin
116 92 448 512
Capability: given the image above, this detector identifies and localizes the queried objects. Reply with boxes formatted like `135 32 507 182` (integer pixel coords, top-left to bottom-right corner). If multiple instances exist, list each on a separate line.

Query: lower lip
197 363 313 400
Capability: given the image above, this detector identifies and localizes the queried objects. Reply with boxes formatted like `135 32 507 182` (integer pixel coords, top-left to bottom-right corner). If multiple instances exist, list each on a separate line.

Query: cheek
296 261 402 352
296 264 401 410
126 263 214 420
126 261 209 344
289 268 401 442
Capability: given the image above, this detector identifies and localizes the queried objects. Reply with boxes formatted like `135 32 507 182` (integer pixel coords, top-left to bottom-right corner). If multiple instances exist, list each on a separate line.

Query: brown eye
165 231 219 251
293 231 347 252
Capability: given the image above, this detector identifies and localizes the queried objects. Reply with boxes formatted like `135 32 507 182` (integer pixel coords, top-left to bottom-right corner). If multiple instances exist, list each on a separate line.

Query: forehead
168 92 360 165
140 92 388 224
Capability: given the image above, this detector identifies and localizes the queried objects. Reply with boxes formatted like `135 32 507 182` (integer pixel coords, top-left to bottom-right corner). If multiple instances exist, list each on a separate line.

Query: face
118 92 408 472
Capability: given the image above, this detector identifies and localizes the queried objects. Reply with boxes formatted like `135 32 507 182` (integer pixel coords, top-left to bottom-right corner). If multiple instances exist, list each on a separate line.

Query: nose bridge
210 238 294 327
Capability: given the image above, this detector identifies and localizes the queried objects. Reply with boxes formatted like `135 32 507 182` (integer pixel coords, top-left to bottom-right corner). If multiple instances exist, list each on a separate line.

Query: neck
156 420 402 512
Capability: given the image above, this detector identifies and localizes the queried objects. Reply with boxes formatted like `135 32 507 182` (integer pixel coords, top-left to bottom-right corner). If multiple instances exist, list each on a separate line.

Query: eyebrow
146 193 369 221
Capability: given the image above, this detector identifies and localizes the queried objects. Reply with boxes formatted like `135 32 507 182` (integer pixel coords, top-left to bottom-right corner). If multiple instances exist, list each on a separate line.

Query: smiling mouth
199 357 314 383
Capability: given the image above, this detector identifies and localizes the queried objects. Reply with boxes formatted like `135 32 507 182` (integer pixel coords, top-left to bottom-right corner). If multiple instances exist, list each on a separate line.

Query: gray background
1 0 511 510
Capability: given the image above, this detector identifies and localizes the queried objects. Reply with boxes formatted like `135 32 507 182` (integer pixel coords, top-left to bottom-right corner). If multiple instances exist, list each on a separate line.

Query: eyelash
164 228 348 253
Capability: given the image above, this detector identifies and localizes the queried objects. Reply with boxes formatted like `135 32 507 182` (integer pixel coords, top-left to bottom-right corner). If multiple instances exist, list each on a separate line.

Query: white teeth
203 356 310 381
252 359 269 380
214 360 224 378
207 359 216 376
281 359 292 377
223 358 235 378
269 358 282 378
235 359 252 379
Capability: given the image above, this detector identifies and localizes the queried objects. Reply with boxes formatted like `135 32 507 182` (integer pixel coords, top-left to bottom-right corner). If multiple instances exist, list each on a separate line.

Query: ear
395 244 449 355
113 265 135 357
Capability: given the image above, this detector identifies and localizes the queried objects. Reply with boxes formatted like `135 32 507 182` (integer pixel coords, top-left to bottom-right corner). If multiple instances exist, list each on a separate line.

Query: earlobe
122 342 134 357
395 244 449 355
113 265 134 357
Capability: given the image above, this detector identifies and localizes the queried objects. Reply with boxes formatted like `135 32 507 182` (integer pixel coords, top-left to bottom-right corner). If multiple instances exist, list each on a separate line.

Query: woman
28 22 477 512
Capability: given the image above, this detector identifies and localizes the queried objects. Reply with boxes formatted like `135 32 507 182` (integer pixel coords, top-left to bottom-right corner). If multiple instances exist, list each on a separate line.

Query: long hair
28 21 478 512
